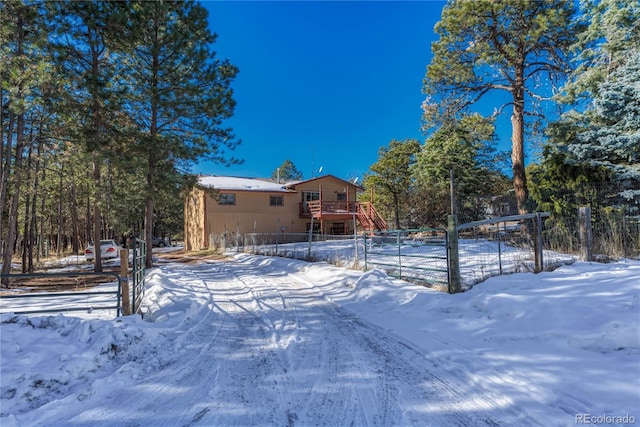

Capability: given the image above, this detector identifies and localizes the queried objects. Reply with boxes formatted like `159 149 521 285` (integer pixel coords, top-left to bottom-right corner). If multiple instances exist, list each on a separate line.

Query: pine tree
47 0 132 272
561 0 640 103
413 113 510 225
272 160 303 182
364 139 421 230
1 0 56 281
423 0 579 214
568 50 640 214
540 0 640 216
125 1 240 268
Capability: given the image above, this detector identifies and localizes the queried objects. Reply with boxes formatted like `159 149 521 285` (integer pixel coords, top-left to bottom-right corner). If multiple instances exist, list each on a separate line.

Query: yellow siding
184 176 362 250
294 176 358 202
204 191 306 235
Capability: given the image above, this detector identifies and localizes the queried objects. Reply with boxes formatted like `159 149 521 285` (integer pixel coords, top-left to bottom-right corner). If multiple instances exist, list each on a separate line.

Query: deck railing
305 200 358 216
302 201 387 231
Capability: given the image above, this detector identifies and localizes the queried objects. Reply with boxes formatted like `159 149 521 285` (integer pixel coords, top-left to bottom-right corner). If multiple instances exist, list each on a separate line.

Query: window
337 192 347 201
270 195 284 206
219 193 236 205
302 191 320 213
330 223 345 234
302 191 320 204
306 222 321 233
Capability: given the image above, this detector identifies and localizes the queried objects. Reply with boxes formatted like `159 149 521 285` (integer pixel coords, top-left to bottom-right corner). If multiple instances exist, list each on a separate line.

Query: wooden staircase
305 201 387 231
357 202 387 231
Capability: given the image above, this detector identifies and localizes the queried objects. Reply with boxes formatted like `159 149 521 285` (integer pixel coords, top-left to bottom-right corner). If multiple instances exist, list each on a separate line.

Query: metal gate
131 237 147 315
0 272 123 317
363 228 449 288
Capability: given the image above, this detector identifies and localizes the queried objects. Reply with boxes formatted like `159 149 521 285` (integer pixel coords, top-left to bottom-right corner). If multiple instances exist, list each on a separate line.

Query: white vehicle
84 239 122 261
153 236 170 247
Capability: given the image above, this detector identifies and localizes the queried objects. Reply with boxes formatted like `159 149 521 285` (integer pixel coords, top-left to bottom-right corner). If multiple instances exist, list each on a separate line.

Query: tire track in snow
220 258 538 426
40 258 541 426
224 262 382 425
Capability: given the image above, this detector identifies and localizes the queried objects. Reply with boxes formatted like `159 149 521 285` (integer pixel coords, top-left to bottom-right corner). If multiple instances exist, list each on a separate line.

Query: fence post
307 216 314 258
447 215 462 294
534 212 544 273
120 249 131 316
397 230 402 279
276 218 280 255
353 213 359 268
363 232 368 271
497 222 503 275
223 225 227 251
579 206 593 261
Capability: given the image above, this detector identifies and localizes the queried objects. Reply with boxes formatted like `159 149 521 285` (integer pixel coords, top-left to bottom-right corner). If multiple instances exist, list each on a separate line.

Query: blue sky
194 1 456 180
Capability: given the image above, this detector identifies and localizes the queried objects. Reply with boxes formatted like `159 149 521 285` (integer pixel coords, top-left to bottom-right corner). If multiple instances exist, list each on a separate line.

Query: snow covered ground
1 244 639 426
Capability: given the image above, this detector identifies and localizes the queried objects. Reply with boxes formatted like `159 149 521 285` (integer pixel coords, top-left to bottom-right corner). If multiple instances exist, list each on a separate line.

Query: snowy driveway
61 257 532 427
4 254 639 426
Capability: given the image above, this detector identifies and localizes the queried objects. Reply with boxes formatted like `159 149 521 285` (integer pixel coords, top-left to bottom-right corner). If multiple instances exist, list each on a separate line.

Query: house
184 175 387 251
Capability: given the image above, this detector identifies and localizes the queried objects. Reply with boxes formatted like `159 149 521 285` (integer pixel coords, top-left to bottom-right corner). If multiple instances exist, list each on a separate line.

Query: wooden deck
304 201 387 231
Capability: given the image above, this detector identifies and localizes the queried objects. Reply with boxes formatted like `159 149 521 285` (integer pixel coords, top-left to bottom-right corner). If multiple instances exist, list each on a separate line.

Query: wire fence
542 212 640 261
457 181 639 262
363 228 449 288
211 232 363 266
210 205 638 290
457 215 575 286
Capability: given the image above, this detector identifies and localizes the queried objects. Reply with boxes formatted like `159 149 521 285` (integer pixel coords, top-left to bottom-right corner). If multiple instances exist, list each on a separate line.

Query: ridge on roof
197 174 362 192
197 175 295 192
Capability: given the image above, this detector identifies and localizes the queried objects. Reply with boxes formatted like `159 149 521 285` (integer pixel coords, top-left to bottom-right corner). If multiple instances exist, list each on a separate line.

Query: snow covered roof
197 174 362 192
197 176 296 192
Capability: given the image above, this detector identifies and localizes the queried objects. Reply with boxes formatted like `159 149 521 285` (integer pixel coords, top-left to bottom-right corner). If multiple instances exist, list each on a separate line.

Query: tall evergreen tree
567 50 640 213
413 113 509 225
363 139 420 230
537 0 640 216
272 159 303 182
423 0 578 214
126 1 240 268
561 0 640 103
0 0 54 281
48 0 131 272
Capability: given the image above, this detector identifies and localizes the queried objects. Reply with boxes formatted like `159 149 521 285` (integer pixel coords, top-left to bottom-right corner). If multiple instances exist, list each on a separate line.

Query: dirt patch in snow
154 249 229 265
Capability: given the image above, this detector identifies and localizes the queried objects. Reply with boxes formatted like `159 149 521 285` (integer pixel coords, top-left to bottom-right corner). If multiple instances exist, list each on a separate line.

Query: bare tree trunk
37 153 47 261
92 154 103 272
56 163 63 256
511 68 529 214
85 192 91 248
145 197 154 268
69 181 80 254
1 112 25 285
38 196 45 261
28 140 42 271
393 192 401 230
0 106 14 257
21 145 33 273
21 195 30 272
145 152 155 268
